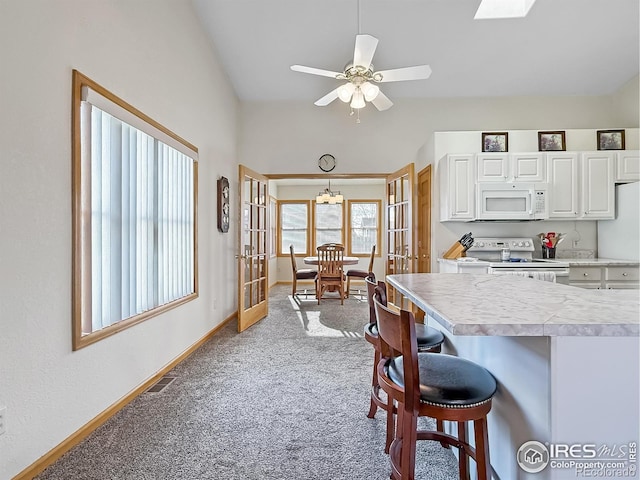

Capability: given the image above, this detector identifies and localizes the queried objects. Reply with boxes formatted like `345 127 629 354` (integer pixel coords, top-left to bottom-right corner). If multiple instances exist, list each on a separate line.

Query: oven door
477 183 548 220
488 267 570 284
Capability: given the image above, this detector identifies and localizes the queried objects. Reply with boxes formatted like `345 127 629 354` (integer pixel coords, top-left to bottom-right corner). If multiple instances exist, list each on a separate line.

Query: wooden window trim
347 199 382 257
276 200 311 257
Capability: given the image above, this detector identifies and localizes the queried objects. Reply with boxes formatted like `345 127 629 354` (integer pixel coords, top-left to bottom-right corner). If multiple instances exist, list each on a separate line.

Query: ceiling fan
290 34 432 113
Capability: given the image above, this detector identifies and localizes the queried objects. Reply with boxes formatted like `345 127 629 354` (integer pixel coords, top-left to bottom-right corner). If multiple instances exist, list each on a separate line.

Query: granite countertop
387 273 640 337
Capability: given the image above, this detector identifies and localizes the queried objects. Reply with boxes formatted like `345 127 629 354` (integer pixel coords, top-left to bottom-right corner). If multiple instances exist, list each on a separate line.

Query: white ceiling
191 0 639 105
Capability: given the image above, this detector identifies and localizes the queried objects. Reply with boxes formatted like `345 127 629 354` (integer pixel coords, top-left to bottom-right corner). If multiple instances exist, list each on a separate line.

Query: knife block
443 241 466 260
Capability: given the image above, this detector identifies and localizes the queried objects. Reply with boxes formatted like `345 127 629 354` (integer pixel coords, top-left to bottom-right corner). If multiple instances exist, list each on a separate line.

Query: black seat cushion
386 353 497 407
346 269 369 278
365 323 443 349
415 324 445 350
364 322 378 337
296 269 317 279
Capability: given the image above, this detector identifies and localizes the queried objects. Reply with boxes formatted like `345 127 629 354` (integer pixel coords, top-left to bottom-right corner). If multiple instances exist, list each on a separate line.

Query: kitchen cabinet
580 152 615 219
476 153 544 182
568 263 639 289
615 150 640 182
547 152 614 220
440 154 475 221
547 152 579 219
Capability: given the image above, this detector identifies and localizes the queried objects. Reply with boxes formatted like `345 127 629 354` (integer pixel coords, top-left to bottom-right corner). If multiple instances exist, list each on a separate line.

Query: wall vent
146 376 176 393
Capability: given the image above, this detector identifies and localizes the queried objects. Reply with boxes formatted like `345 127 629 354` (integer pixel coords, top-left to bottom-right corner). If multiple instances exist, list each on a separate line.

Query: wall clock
318 153 336 172
217 176 230 233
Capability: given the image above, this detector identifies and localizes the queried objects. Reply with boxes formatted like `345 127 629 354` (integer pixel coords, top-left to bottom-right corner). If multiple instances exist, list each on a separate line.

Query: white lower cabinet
569 264 639 289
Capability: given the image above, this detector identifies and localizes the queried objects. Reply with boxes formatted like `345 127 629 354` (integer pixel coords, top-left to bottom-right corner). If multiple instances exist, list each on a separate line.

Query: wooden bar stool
364 274 444 453
373 295 497 480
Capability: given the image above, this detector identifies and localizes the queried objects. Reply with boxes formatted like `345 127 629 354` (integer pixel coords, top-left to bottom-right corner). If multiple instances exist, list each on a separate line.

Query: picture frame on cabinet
482 132 508 152
597 130 625 150
538 131 566 151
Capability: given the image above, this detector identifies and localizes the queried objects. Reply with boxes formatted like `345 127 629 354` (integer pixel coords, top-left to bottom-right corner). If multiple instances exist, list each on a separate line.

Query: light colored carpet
37 285 459 480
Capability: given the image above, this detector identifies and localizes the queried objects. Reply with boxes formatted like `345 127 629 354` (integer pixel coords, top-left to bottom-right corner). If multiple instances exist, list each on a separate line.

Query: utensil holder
542 247 556 259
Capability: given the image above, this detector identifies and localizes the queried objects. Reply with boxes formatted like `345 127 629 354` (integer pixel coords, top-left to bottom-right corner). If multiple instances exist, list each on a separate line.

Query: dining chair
289 245 317 297
373 295 497 480
365 275 445 454
316 243 346 304
345 244 376 298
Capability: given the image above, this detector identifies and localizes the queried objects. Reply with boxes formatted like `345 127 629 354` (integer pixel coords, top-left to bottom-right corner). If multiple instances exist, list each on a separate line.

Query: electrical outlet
0 406 6 435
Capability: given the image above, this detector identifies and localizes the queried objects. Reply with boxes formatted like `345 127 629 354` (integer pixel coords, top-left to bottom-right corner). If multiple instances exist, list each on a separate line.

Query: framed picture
538 131 566 151
482 132 508 152
597 130 625 150
217 176 230 233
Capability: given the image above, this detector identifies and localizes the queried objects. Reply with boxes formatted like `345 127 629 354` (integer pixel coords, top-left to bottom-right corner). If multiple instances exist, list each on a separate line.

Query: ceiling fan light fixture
362 82 380 101
350 88 366 109
337 82 355 103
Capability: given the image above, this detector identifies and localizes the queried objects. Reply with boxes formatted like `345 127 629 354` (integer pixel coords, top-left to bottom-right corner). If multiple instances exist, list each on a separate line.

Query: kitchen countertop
387 273 640 337
552 258 639 266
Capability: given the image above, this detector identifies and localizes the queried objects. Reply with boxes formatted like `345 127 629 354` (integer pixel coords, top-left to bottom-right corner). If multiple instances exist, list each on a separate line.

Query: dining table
386 272 639 480
302 256 360 266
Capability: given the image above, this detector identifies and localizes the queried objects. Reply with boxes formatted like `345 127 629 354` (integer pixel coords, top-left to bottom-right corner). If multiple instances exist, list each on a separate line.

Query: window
72 70 198 350
277 198 383 257
348 200 381 255
314 203 344 248
279 201 309 255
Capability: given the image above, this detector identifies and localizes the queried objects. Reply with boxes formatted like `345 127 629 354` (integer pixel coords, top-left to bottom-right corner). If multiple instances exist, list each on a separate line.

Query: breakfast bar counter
386 273 639 480
387 273 640 337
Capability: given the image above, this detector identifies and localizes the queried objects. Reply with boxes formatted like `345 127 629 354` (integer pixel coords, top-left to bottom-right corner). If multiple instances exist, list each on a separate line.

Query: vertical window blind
84 103 195 332
73 71 198 349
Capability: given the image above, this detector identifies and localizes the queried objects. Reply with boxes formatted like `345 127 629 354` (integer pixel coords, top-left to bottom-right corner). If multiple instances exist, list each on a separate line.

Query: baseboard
13 312 237 480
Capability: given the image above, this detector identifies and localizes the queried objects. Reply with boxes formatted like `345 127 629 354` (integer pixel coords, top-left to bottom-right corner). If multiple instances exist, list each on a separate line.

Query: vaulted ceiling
192 0 639 106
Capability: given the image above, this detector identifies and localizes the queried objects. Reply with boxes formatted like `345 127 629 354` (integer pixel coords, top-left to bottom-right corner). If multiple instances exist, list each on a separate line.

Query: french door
385 163 416 307
237 165 269 332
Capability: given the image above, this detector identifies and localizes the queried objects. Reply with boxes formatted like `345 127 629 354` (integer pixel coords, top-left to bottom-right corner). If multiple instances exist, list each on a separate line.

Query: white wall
239 94 619 175
0 1 238 478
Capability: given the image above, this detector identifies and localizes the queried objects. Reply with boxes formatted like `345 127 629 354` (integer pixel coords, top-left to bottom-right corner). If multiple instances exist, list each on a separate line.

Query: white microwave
476 183 549 220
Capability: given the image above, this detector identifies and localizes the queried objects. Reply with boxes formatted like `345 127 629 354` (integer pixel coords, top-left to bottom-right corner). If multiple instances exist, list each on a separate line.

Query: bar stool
374 295 497 480
364 274 444 453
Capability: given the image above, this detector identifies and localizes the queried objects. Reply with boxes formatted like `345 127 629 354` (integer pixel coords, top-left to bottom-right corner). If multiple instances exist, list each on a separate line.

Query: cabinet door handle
583 273 589 277
623 272 628 277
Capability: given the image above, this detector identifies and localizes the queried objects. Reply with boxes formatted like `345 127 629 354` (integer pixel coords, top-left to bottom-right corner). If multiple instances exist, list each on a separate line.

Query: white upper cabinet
477 153 545 182
547 152 614 220
616 150 640 182
511 153 546 182
547 153 579 218
580 152 615 219
476 153 508 181
440 154 475 221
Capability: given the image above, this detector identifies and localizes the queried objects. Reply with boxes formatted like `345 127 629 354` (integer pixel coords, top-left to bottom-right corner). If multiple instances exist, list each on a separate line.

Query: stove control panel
468 237 535 252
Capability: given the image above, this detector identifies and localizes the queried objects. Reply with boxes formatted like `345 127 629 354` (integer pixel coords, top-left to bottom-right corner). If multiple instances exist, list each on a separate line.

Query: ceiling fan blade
370 90 393 111
375 65 432 82
353 34 378 70
290 65 342 79
314 88 340 107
